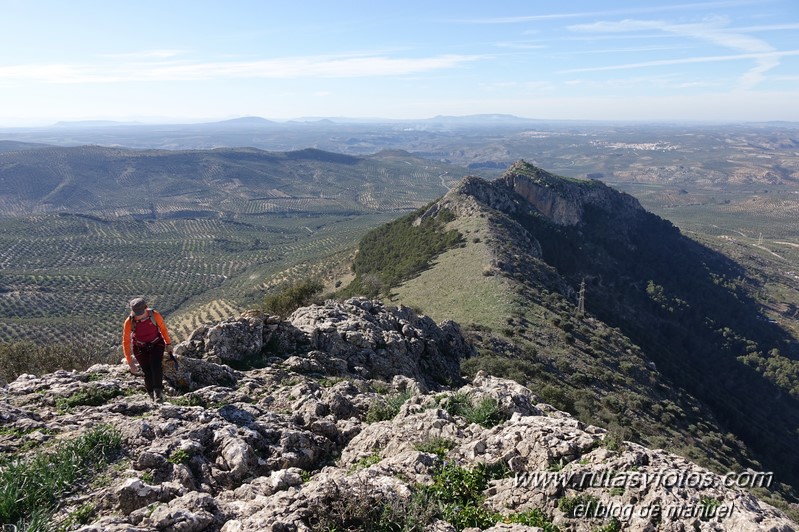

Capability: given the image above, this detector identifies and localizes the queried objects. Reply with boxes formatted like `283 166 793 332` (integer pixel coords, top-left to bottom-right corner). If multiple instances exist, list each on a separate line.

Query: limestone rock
289 298 467 388
3 302 796 532
163 355 240 392
176 316 263 363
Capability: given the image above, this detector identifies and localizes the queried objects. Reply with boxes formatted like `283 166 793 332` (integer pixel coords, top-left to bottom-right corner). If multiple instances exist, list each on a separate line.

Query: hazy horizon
1 0 797 126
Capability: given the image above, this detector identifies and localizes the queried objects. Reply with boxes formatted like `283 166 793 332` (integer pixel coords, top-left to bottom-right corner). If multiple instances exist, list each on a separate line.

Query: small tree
261 278 324 317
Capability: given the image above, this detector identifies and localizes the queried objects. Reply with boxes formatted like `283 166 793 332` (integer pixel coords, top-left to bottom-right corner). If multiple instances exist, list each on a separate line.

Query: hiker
122 297 173 403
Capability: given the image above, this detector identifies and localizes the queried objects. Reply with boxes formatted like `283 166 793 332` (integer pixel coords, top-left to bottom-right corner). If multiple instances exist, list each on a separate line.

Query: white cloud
558 50 799 73
0 53 485 84
457 1 759 24
493 41 547 50
567 17 794 88
564 74 724 90
479 80 554 91
97 50 187 59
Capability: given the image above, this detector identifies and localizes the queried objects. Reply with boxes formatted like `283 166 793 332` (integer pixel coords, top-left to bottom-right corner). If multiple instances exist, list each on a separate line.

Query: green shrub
168 448 191 465
310 481 438 532
261 278 324 317
341 204 463 297
423 461 511 530
311 458 552 532
441 502 499 530
506 508 560 532
0 341 114 383
594 517 622 532
699 496 723 521
0 425 122 528
427 461 502 506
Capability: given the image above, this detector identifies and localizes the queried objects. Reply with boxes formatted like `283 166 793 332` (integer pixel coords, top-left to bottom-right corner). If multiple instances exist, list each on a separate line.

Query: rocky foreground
1 298 795 531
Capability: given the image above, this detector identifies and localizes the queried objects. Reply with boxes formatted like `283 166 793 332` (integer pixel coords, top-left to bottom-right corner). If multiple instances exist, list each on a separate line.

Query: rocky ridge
1 298 795 531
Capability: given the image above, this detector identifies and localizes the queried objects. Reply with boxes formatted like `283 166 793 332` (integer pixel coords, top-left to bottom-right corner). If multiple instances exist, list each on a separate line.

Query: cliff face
500 162 644 227
1 298 795 531
444 161 644 228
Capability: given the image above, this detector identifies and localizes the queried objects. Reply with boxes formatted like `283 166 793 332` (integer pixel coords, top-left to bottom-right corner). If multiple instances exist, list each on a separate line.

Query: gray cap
129 297 147 314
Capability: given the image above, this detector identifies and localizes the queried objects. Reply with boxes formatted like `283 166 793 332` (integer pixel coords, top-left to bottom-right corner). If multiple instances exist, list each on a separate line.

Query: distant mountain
425 113 541 125
204 116 276 127
344 161 799 505
0 144 462 217
52 120 142 127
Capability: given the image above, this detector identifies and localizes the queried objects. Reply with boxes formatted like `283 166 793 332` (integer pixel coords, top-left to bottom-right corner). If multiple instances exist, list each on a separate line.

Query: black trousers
133 341 165 394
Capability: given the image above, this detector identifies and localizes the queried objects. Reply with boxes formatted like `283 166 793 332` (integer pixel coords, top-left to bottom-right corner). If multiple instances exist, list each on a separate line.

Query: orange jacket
122 309 172 364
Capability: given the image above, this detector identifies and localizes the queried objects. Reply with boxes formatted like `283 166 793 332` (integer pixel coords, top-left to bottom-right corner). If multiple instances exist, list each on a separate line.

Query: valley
1 120 798 517
1 121 797 356
0 144 465 347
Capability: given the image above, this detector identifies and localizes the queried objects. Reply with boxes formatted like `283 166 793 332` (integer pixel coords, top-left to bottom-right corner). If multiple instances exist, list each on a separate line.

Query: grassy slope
392 214 513 332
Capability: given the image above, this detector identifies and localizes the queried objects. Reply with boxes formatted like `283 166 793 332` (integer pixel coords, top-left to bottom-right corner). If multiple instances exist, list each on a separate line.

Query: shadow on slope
506 175 799 492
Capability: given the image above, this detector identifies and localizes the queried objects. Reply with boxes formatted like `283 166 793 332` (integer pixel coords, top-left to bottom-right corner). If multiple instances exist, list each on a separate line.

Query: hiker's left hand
165 343 173 355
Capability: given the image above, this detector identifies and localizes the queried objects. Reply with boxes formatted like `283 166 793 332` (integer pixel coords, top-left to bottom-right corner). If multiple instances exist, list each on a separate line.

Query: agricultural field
0 210 400 349
0 145 467 355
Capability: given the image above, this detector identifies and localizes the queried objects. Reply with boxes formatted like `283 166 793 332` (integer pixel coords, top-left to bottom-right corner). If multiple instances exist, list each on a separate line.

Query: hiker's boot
147 390 154 401
153 389 164 404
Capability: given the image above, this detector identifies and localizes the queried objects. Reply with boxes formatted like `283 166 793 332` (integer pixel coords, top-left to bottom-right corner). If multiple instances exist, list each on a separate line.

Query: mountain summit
456 160 643 226
349 161 799 505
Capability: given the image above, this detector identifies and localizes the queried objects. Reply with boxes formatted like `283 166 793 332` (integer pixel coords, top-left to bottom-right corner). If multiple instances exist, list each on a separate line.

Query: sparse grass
365 390 413 423
440 393 508 428
350 452 382 471
166 394 207 407
392 215 513 332
414 437 457 458
59 502 96 530
55 386 124 412
0 425 122 529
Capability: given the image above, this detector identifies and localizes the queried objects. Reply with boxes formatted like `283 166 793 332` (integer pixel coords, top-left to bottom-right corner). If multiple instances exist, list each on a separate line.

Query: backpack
130 309 158 334
130 309 165 347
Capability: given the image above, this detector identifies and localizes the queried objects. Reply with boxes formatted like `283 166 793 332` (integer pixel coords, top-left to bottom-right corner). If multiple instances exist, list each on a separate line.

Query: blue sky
1 0 797 125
